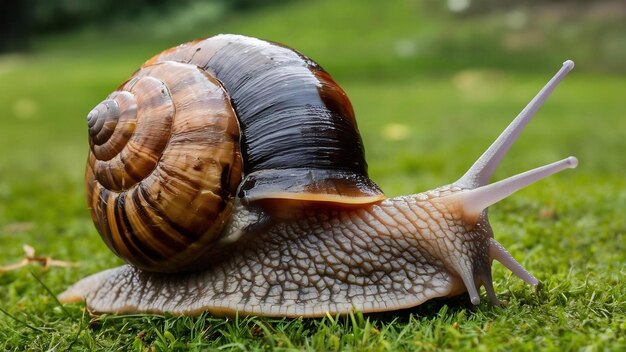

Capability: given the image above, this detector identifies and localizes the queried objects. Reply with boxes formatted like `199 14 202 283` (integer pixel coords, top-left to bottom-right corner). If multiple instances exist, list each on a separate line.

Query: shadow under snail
59 34 577 317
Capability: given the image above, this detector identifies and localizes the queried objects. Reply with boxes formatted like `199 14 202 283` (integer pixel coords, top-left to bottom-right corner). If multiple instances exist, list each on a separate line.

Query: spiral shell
86 61 242 272
86 34 384 273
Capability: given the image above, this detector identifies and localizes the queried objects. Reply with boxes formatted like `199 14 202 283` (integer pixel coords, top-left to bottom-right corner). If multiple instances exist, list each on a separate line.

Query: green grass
0 0 625 350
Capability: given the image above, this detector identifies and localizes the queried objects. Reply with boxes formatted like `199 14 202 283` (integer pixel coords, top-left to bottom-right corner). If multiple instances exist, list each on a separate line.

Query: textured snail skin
61 187 491 317
60 34 577 317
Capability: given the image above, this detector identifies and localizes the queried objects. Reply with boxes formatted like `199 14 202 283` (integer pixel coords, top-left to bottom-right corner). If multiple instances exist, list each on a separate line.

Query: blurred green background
0 0 624 350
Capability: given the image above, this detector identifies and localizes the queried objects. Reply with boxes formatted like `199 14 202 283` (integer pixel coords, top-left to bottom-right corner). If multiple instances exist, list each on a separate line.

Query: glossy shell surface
146 34 384 203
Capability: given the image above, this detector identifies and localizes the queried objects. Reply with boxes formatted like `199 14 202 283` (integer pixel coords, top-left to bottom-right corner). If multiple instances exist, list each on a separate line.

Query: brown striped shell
86 34 384 273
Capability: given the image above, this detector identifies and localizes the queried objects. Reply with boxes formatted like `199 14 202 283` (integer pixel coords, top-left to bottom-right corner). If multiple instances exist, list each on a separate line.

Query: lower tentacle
489 238 539 287
480 270 501 306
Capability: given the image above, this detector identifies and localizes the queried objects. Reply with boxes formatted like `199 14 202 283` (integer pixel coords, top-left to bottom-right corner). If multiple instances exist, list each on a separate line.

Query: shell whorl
86 61 242 273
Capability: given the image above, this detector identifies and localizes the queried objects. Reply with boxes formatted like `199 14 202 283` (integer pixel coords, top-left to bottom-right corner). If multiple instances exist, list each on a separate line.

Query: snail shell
86 34 383 272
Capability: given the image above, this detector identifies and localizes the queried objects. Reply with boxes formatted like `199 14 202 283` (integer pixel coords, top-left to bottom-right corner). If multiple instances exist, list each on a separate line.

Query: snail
59 34 577 317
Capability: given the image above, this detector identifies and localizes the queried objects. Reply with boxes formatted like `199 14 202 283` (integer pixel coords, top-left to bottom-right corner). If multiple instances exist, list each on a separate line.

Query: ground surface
0 0 624 350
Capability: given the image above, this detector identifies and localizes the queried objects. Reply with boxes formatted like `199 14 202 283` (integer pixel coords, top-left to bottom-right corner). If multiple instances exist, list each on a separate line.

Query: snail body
60 35 577 317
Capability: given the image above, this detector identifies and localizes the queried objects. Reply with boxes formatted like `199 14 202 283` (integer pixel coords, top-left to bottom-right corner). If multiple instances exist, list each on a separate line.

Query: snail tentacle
457 60 575 189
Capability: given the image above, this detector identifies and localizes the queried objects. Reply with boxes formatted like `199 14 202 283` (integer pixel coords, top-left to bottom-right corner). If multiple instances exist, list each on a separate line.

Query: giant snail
60 34 577 317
